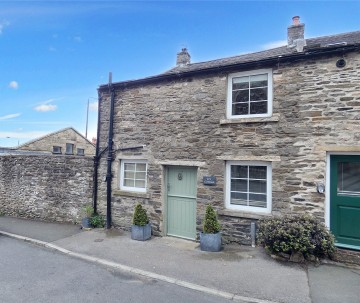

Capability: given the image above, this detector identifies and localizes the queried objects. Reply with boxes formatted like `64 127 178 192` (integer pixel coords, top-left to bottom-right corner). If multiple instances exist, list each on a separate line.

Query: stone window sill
220 113 280 125
218 209 273 220
113 190 151 199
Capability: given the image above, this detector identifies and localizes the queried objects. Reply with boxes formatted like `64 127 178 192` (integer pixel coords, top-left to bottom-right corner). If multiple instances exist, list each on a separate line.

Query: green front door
330 155 360 250
167 166 197 240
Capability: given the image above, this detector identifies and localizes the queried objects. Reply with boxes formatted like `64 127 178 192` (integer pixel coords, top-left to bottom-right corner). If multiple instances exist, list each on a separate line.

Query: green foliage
257 214 335 259
203 205 221 234
132 204 149 226
90 214 105 228
81 205 94 218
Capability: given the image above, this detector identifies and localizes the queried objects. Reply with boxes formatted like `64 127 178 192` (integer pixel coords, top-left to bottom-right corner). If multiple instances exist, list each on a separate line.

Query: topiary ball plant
132 204 149 227
203 205 221 234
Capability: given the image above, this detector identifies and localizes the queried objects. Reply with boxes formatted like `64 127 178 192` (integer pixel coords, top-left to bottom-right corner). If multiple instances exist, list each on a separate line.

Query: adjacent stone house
96 17 360 250
17 127 95 156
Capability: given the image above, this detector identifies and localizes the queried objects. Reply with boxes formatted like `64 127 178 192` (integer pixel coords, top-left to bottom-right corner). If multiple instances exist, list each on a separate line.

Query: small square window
227 69 273 119
52 146 62 154
77 148 85 156
120 160 147 193
226 161 272 213
66 143 74 155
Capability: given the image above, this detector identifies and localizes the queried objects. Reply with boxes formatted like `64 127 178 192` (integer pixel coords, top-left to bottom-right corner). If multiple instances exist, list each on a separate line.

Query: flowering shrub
257 214 335 259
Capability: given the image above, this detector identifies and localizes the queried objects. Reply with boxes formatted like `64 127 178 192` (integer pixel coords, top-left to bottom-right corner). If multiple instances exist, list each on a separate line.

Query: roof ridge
306 29 360 41
17 127 95 149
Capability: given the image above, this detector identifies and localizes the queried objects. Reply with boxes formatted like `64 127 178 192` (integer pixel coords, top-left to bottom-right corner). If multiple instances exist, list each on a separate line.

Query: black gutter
92 91 102 214
98 44 360 91
106 75 115 229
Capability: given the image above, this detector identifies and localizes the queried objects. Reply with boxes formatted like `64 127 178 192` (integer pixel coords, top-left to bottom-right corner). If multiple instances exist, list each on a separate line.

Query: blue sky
0 1 359 147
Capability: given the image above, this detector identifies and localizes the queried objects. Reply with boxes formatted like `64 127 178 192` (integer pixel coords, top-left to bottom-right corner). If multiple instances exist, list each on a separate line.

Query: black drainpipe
106 73 115 229
92 90 101 214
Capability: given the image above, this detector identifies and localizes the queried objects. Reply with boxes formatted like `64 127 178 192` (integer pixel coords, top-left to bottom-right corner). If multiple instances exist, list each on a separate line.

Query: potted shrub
200 205 222 252
131 204 151 241
81 205 94 229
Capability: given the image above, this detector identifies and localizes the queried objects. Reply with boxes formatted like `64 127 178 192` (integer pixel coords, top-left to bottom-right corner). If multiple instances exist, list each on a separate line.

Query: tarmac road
0 236 232 303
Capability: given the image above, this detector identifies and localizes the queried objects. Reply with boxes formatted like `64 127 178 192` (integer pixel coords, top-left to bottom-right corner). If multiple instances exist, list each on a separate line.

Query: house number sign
203 176 216 186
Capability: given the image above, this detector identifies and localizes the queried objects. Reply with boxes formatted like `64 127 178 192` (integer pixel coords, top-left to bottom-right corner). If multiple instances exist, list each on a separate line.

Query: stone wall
97 50 360 244
18 128 95 156
0 154 94 223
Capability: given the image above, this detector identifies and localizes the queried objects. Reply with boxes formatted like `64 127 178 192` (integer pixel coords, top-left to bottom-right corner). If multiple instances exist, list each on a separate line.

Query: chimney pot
292 16 300 26
287 16 306 51
176 48 191 67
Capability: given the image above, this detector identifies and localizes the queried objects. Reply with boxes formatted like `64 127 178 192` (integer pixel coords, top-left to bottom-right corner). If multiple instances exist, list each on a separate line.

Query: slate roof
164 31 360 75
99 30 360 90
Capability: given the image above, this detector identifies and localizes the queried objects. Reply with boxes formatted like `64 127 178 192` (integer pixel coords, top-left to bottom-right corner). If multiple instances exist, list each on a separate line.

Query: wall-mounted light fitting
317 182 325 194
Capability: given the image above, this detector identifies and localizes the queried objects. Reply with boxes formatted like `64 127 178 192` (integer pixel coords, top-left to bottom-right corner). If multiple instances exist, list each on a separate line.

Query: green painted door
330 155 360 250
167 166 197 240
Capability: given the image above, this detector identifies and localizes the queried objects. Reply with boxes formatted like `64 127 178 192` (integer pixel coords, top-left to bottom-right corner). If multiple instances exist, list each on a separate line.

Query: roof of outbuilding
16 127 95 149
99 30 360 90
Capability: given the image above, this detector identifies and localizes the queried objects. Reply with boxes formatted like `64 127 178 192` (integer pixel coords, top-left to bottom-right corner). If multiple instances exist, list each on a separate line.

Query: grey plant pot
131 223 151 241
200 232 222 252
81 217 92 229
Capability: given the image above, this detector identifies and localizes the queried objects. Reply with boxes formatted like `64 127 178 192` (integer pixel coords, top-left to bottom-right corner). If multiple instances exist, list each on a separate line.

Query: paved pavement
0 216 359 303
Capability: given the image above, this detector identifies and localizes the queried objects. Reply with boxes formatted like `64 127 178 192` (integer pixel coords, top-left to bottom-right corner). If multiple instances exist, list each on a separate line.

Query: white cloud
37 98 55 105
33 98 59 112
89 101 98 112
34 104 58 112
9 81 19 89
0 113 21 121
262 40 287 50
0 20 10 35
0 131 49 139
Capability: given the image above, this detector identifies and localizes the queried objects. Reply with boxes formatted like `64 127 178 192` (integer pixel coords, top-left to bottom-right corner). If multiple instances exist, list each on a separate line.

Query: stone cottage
96 17 360 250
17 127 95 156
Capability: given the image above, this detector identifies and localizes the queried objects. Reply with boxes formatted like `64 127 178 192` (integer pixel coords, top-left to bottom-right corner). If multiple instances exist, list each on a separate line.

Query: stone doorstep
332 248 360 267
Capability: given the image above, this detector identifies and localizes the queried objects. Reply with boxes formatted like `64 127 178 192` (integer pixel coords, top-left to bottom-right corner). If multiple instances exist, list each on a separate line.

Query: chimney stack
287 16 306 52
176 48 191 67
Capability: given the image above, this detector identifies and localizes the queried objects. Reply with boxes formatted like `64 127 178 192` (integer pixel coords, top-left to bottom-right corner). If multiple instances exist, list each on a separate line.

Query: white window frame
120 159 148 193
225 161 272 213
227 69 273 119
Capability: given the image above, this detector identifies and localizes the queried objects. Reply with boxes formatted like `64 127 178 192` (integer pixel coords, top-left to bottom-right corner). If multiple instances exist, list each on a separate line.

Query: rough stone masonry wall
18 128 95 156
97 50 360 244
0 154 94 223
